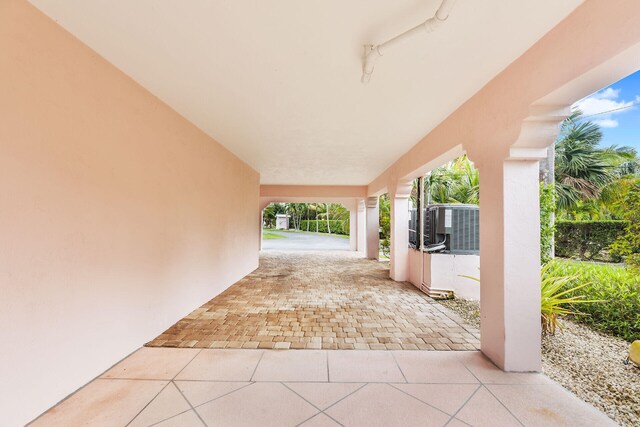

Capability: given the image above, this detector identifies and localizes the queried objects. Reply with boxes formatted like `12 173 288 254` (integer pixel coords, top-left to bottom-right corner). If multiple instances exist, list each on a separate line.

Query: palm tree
424 155 479 205
262 203 287 228
554 111 637 211
450 156 479 204
325 203 331 233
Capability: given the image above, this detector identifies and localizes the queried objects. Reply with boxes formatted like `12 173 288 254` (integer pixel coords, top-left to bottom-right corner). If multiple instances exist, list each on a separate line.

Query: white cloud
573 87 635 117
593 118 619 128
598 87 620 100
572 87 636 129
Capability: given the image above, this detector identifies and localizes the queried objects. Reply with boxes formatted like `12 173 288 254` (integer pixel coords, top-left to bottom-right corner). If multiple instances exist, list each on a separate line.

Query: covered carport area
259 185 373 255
6 0 640 424
150 183 479 351
147 184 482 351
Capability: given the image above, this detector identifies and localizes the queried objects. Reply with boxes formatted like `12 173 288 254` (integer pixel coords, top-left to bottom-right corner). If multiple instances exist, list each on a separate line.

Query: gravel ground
439 298 640 427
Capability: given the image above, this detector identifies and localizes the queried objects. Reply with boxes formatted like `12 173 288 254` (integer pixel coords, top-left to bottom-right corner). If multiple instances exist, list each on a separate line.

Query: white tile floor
29 348 616 427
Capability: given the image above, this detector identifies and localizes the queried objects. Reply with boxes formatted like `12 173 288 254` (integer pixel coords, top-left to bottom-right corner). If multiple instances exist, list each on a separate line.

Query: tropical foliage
610 181 640 270
300 220 349 235
263 202 350 234
262 202 287 228
546 259 640 341
424 155 479 204
554 111 639 218
379 194 390 257
551 110 640 267
539 183 556 264
540 261 602 335
555 220 628 262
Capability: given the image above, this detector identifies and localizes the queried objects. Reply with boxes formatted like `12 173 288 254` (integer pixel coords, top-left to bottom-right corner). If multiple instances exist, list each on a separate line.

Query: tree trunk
325 203 331 234
539 143 555 185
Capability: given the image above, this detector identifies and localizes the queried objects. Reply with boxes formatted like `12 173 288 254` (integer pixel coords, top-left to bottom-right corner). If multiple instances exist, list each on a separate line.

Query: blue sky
573 69 640 152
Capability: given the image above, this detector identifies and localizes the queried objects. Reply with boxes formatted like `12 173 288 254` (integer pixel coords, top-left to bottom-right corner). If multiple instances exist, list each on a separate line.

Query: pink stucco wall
407 249 423 289
260 185 367 198
0 1 259 425
407 250 480 299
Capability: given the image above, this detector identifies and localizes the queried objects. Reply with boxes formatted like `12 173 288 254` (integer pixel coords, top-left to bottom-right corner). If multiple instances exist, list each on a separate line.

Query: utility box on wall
275 214 290 230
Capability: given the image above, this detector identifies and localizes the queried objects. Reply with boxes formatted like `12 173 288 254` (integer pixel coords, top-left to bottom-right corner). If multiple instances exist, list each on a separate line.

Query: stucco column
259 199 271 252
357 199 366 254
477 151 544 372
259 209 264 251
349 209 357 251
365 197 379 260
389 181 412 282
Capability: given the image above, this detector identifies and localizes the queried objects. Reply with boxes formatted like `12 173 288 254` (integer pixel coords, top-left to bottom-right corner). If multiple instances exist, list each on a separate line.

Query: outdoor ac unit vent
423 204 479 254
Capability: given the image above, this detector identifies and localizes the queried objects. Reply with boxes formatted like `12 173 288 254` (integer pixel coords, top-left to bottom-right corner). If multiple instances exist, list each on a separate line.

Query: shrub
625 253 640 271
379 194 390 256
540 183 555 265
611 181 640 270
555 220 628 261
299 220 349 235
540 261 602 335
380 237 390 258
545 259 640 342
458 264 601 336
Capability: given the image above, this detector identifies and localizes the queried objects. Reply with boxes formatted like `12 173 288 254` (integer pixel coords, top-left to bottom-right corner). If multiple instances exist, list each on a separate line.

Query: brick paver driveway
147 251 480 350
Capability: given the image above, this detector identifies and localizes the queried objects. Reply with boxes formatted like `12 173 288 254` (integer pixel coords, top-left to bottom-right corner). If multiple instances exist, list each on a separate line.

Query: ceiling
30 0 583 185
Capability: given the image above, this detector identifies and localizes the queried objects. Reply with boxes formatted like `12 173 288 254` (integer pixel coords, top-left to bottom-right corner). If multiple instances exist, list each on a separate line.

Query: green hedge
299 220 349 235
555 220 628 262
546 259 640 342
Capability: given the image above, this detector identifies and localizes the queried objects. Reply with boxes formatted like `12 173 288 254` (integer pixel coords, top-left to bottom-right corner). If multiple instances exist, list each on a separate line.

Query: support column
365 197 379 260
349 209 357 251
259 200 271 252
259 209 264 251
477 151 543 372
357 199 366 254
389 181 412 282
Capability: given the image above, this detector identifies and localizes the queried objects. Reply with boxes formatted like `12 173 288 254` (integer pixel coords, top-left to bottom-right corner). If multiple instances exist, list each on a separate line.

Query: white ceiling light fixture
361 0 457 83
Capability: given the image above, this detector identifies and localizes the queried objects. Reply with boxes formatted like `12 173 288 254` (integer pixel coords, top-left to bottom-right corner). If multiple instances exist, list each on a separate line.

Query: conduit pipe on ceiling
361 0 456 83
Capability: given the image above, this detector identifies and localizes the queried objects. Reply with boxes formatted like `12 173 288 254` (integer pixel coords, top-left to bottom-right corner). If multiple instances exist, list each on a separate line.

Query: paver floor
31 348 616 426
146 251 480 350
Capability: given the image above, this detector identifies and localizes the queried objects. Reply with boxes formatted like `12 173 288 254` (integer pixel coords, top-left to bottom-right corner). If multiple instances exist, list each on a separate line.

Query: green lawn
262 231 287 240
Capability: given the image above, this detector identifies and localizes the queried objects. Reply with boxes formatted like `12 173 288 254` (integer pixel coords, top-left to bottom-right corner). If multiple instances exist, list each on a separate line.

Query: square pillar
357 200 366 254
389 195 410 281
259 209 264 251
349 209 357 251
366 197 379 260
478 155 542 372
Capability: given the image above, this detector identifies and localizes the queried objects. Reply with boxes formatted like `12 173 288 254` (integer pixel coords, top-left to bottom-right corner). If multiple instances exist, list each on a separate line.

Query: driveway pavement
262 230 349 251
